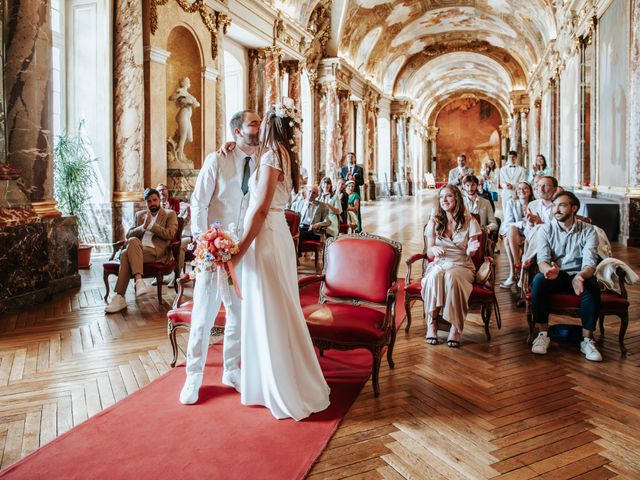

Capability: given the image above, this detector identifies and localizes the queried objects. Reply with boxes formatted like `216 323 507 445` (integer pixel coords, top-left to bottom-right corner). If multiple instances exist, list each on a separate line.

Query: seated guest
105 188 179 313
422 185 481 348
336 178 349 225
293 185 331 253
318 177 342 237
345 180 361 232
528 154 551 189
480 158 499 202
500 181 535 288
530 191 602 361
156 183 180 214
461 175 498 235
524 175 557 237
448 154 474 186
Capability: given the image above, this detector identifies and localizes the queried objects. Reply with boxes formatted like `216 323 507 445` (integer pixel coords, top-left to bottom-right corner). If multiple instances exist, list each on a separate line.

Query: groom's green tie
241 156 251 195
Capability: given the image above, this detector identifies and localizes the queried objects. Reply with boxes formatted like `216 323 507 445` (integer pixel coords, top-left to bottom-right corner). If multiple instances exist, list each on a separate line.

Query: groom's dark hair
230 110 257 140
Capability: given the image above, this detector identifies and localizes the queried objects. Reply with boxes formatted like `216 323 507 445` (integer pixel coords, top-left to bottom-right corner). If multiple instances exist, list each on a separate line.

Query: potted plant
54 122 97 268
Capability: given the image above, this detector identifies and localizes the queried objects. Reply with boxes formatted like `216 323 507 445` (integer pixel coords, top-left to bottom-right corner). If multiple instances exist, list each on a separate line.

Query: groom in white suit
180 109 261 404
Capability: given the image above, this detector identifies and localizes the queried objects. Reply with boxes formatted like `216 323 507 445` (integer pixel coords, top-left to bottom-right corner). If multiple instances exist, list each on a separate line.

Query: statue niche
167 76 200 169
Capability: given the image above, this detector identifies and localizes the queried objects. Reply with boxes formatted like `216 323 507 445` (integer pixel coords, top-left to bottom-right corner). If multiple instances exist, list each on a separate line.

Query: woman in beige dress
422 185 481 347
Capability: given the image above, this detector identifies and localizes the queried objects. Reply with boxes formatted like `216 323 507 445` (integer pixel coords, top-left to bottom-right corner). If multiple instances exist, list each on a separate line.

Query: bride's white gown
240 150 331 420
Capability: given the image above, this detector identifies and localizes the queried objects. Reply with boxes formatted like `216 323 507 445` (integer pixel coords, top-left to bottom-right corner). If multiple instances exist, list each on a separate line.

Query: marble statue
168 77 200 168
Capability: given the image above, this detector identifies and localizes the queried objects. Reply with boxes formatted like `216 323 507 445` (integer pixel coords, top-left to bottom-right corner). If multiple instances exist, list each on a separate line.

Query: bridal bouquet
190 222 242 302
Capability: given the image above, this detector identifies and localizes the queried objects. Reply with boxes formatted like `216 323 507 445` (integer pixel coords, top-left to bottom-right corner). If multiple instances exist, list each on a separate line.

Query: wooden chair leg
168 323 179 368
156 275 163 305
598 315 605 336
619 313 629 356
482 303 492 341
387 328 397 369
371 347 383 397
103 271 111 302
526 302 534 343
404 295 412 333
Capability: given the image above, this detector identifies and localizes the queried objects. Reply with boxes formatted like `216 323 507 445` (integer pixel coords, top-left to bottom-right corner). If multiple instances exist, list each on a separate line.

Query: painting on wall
435 98 501 180
598 0 629 188
560 54 580 187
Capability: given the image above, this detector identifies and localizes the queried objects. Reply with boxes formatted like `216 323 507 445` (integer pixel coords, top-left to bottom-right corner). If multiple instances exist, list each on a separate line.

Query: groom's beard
243 132 260 146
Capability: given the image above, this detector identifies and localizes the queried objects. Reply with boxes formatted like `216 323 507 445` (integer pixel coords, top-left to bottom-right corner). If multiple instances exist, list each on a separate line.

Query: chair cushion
303 303 387 343
300 240 323 252
469 283 495 301
524 290 629 312
404 281 421 296
167 301 226 328
104 260 177 275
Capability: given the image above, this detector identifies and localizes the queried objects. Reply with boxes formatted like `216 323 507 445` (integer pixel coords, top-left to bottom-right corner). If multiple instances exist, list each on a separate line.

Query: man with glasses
530 191 602 361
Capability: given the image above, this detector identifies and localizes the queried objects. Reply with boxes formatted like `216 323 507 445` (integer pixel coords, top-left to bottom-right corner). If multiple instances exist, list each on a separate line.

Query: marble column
529 100 541 163
263 47 282 114
284 61 302 156
397 116 406 183
510 111 521 154
247 49 263 115
629 0 640 189
321 82 340 181
4 0 58 217
113 0 145 241
338 89 351 163
390 115 398 188
499 124 510 168
145 46 170 187
203 67 220 153
520 108 529 168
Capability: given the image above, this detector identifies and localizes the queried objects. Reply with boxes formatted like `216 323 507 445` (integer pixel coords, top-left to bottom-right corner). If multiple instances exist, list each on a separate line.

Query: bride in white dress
233 103 331 421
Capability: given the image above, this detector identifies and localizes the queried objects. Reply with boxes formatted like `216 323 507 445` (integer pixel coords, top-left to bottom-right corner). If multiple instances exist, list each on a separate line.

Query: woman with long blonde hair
233 101 330 421
421 184 481 348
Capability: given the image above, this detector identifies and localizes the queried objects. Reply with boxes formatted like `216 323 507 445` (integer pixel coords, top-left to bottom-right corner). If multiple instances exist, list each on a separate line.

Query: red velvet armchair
166 274 226 367
299 229 327 273
284 209 301 251
299 232 402 397
522 259 630 355
404 230 502 339
103 217 185 306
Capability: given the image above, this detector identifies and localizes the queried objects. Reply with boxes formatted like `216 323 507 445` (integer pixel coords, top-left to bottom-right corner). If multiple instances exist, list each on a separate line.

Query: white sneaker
105 294 127 314
222 370 241 393
135 279 153 297
531 332 550 355
179 375 202 405
580 338 603 362
500 276 516 288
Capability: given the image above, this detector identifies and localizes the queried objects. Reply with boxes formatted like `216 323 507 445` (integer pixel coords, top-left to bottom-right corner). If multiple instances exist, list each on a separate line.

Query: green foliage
53 122 97 243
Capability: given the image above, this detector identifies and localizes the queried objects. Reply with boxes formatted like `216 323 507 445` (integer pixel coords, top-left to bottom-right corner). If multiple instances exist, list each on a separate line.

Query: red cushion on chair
167 301 226 328
303 303 387 343
103 261 120 273
469 283 494 301
323 238 398 304
404 281 421 296
525 290 629 312
300 240 323 252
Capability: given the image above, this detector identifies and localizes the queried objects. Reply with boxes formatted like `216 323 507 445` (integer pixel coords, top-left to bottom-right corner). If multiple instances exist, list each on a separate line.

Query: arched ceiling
334 0 557 119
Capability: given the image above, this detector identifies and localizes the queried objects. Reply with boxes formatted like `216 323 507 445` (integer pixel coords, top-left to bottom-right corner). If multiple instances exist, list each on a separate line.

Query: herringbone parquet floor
1 192 639 479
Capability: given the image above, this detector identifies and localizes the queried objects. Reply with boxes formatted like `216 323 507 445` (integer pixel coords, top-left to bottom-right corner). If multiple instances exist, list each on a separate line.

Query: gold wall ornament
150 0 231 61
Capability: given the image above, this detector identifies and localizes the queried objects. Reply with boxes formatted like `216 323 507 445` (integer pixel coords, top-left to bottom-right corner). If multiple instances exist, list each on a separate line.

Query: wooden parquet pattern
1 192 639 479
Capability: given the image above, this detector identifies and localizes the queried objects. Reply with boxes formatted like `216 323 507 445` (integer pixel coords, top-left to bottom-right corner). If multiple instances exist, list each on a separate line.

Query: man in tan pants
105 188 179 313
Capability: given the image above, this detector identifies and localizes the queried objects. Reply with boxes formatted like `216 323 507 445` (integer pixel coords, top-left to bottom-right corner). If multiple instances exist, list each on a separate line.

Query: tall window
51 0 112 203
223 49 245 140
300 70 313 183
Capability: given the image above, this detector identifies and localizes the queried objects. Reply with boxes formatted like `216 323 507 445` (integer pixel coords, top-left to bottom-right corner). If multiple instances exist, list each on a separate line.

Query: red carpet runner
1 283 406 480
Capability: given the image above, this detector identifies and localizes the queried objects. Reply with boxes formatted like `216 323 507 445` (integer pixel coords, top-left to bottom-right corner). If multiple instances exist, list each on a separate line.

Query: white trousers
184 263 242 380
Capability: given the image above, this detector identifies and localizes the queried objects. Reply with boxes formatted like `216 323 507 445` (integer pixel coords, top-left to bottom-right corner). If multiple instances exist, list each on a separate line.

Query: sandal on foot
447 340 460 348
426 337 438 345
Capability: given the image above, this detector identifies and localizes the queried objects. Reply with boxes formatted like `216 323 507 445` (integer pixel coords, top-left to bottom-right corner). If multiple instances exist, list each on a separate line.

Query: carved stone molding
150 0 231 60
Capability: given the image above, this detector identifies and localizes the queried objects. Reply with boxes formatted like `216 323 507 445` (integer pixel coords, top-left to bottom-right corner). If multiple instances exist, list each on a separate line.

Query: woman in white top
480 158 499 201
500 181 535 288
234 103 330 421
318 176 342 237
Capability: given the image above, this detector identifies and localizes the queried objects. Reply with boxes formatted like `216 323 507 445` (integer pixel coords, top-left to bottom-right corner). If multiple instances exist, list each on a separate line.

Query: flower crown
273 97 303 128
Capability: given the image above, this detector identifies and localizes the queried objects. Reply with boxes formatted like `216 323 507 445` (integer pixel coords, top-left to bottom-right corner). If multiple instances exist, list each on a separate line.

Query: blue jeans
531 271 600 331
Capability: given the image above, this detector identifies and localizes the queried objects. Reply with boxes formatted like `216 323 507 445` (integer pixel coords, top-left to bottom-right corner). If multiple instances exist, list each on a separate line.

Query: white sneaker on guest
105 294 127 313
580 337 603 362
531 331 550 355
135 279 153 297
500 276 516 288
222 370 241 393
179 374 202 405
